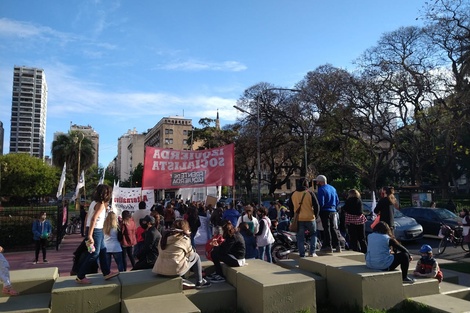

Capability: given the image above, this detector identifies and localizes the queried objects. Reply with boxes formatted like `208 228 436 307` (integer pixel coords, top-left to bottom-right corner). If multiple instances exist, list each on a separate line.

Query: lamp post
233 104 261 208
74 132 84 210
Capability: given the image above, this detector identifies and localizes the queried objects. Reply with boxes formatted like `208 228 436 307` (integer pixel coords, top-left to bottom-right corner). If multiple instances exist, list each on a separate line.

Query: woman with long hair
373 186 399 230
103 211 124 272
343 189 367 253
76 184 119 284
208 221 246 283
120 210 137 270
366 221 414 283
255 206 275 263
236 205 259 235
153 219 211 289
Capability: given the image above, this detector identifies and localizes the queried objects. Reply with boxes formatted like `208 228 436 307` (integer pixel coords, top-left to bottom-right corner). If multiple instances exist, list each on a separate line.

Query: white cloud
159 59 247 72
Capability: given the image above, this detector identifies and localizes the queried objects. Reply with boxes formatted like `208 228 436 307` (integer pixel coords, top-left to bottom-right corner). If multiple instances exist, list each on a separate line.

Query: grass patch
317 299 433 313
440 262 470 274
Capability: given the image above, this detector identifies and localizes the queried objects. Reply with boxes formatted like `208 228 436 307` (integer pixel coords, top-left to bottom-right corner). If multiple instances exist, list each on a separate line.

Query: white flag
71 170 85 201
99 168 106 185
371 191 377 218
56 162 67 198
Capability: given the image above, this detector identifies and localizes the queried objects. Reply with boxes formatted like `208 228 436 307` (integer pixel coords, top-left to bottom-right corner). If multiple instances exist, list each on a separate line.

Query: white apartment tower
9 66 48 159
117 128 145 182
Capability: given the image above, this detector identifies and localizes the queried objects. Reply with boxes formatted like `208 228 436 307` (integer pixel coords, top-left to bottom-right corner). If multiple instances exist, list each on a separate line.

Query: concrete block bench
1 267 59 296
402 276 439 298
0 293 51 313
224 259 316 313
122 293 201 313
326 262 404 309
183 281 236 313
119 269 182 300
51 274 121 313
439 282 470 300
410 294 470 313
277 258 327 304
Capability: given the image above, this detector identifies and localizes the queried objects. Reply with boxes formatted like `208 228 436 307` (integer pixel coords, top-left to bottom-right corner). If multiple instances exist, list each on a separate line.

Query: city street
403 236 470 262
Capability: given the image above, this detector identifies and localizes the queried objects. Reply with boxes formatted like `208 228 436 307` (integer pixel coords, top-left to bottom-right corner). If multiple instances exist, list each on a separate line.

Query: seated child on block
413 244 443 283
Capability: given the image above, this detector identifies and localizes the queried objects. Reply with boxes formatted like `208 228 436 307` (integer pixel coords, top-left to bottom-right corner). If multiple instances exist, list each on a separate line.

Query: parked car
400 207 461 237
339 201 423 242
365 208 423 242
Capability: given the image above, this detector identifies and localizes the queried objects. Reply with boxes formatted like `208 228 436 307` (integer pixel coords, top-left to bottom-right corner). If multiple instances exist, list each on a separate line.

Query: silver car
365 207 423 241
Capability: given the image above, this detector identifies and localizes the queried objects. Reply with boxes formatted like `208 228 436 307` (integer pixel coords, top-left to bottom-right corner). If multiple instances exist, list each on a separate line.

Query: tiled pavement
3 233 208 277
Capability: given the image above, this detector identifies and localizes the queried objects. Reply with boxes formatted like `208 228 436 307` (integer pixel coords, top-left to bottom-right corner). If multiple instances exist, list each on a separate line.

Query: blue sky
0 0 424 167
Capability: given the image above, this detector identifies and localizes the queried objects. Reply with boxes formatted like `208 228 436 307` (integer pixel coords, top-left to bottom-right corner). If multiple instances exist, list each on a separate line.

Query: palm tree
51 131 95 186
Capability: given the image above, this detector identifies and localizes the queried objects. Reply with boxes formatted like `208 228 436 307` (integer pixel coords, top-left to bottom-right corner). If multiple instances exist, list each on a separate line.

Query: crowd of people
4 176 470 296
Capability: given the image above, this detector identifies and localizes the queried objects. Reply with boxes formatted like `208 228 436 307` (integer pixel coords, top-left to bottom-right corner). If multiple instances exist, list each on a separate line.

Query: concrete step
122 293 201 313
51 274 121 313
402 277 439 298
0 293 51 313
410 294 470 313
2 267 59 296
183 281 236 313
439 281 470 300
119 269 182 300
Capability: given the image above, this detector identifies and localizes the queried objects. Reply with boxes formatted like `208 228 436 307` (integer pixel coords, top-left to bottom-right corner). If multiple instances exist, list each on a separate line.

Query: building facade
144 116 193 150
116 128 145 182
9 66 48 159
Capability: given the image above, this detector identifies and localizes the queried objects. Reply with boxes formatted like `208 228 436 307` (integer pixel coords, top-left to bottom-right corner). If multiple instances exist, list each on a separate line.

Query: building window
165 138 173 145
165 129 173 135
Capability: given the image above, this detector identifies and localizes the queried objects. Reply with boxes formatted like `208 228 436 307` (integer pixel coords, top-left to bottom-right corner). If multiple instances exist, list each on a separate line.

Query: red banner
142 144 235 190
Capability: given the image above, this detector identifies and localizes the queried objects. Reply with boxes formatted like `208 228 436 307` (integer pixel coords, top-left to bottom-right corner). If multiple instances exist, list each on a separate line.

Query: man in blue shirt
314 175 341 253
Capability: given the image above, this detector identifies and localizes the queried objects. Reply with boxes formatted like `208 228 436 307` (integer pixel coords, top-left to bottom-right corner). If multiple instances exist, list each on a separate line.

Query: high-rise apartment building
9 66 48 159
116 128 145 182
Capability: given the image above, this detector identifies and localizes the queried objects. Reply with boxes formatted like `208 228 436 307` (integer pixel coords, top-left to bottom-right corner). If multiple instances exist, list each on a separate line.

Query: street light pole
233 104 261 207
75 132 84 210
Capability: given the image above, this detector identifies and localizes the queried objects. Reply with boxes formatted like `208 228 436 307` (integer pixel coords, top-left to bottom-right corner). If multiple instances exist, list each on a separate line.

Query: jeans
122 246 135 271
320 211 340 249
211 246 240 276
77 229 111 279
297 220 317 257
106 252 124 272
258 244 272 263
186 252 203 283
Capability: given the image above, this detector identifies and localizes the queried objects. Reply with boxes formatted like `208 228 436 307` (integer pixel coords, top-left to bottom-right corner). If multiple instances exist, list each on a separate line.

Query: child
0 245 19 296
413 244 443 283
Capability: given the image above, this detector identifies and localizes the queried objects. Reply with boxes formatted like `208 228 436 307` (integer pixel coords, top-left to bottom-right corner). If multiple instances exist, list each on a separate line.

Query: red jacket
120 218 137 247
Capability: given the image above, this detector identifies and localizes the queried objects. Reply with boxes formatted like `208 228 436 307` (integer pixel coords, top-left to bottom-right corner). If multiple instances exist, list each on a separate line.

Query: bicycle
436 224 469 255
65 216 81 235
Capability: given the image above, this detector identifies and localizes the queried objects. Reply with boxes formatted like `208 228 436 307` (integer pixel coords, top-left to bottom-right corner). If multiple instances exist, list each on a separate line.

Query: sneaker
182 279 195 288
209 274 226 283
43 259 48 263
76 277 92 284
33 261 38 265
2 286 19 296
104 271 120 280
308 253 318 257
335 246 342 253
403 277 415 284
195 279 211 289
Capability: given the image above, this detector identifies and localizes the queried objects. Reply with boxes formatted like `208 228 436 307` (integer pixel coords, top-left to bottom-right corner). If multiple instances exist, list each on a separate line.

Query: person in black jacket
374 186 399 230
132 215 161 270
208 221 246 283
343 189 367 253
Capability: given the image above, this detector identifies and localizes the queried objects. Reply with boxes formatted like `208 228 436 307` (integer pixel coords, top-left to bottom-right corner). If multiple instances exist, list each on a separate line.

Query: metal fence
0 204 77 251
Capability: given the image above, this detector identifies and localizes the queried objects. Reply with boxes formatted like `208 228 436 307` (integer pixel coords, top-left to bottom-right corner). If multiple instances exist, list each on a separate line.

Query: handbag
289 192 307 232
371 214 380 229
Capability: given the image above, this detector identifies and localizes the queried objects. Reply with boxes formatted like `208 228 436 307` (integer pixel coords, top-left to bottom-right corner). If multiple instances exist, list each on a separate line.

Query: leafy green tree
51 131 95 186
0 154 58 204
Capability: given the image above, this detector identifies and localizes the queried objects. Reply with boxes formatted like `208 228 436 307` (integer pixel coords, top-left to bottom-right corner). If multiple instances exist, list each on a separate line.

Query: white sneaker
308 253 318 257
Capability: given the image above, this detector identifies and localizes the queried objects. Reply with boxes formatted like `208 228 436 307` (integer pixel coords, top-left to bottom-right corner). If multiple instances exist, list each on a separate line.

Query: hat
419 244 432 253
142 215 155 224
313 175 327 184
